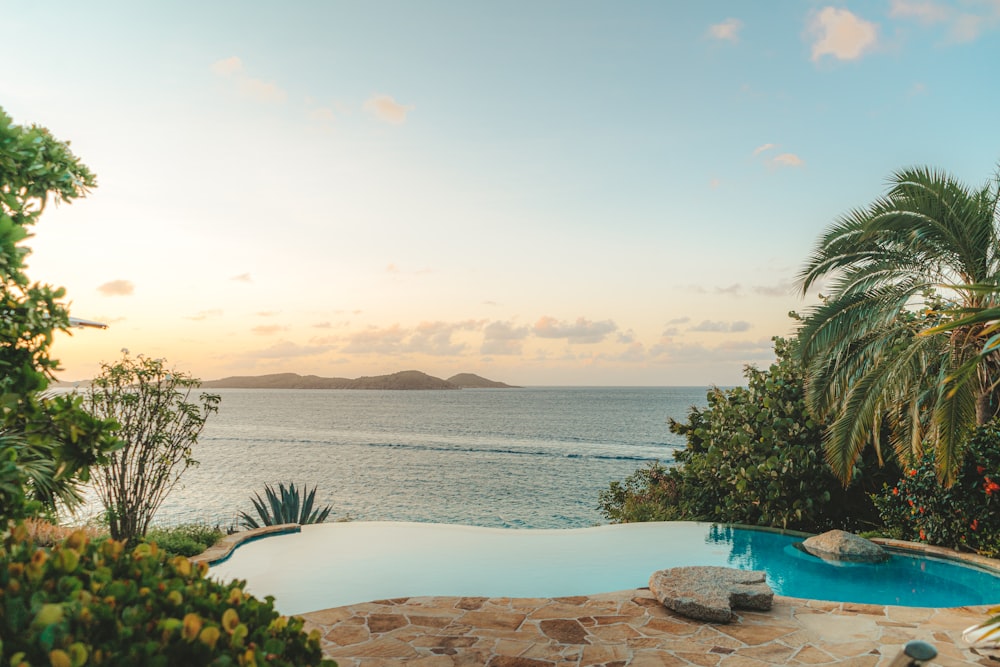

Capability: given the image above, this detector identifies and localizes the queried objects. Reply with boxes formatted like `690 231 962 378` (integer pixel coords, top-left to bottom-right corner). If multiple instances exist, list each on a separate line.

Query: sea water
147 386 709 529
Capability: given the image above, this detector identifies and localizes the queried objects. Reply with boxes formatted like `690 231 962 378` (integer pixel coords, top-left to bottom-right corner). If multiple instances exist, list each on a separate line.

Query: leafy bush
239 483 332 529
600 337 885 531
144 523 225 558
0 107 119 523
85 353 221 545
873 419 1000 555
598 462 683 524
0 522 336 666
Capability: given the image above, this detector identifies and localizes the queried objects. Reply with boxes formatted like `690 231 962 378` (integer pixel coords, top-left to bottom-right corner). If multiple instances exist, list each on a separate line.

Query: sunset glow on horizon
4 1 999 386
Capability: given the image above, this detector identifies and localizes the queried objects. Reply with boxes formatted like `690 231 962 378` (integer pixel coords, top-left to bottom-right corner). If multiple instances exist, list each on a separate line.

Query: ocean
141 387 710 529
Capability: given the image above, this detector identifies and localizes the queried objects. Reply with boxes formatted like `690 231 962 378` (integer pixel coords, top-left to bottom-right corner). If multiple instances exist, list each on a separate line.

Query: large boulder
802 530 888 563
648 566 773 623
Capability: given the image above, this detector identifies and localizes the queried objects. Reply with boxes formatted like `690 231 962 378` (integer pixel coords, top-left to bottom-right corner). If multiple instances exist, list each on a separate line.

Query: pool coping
190 523 300 566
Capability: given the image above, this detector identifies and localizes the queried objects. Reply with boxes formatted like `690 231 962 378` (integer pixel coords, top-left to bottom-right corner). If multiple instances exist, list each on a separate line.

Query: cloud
186 309 223 321
689 320 752 333
256 311 278 317
889 0 1000 43
97 279 134 296
533 316 617 344
772 152 804 167
650 338 775 364
364 94 414 125
341 325 409 355
211 56 243 76
481 320 530 355
242 340 333 360
889 0 950 24
709 178 721 189
237 78 287 103
752 143 775 156
312 321 332 329
407 320 479 356
808 7 879 61
752 280 795 297
230 273 252 283
212 56 286 104
715 283 742 295
708 18 743 42
251 325 288 336
666 316 690 325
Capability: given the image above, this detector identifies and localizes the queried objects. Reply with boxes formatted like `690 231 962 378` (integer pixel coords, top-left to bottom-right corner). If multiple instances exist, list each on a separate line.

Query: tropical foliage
84 353 220 545
872 419 1000 555
0 523 336 666
0 106 118 523
600 337 885 531
239 482 333 529
144 523 226 558
797 165 1000 484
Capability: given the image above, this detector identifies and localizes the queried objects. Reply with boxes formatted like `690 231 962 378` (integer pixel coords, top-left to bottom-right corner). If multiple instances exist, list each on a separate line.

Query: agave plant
238 482 332 529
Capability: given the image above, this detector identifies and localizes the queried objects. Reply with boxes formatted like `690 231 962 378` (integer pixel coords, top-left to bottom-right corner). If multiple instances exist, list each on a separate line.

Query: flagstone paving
300 590 999 666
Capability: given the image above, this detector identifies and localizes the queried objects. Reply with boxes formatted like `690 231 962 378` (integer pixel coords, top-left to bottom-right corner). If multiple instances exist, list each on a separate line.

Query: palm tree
797 165 1000 484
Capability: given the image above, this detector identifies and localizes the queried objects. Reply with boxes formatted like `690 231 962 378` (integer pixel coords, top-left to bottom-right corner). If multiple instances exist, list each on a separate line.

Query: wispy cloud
481 320 531 355
752 143 775 156
242 340 333 360
689 320 752 333
212 56 286 103
251 325 288 336
533 316 617 344
808 7 879 61
230 273 252 283
364 94 414 125
889 0 1000 43
186 309 223 321
752 280 795 297
772 152 804 167
97 279 134 296
708 18 743 42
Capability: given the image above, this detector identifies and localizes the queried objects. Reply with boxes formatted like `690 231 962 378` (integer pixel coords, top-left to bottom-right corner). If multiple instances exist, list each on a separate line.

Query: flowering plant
872 420 1000 555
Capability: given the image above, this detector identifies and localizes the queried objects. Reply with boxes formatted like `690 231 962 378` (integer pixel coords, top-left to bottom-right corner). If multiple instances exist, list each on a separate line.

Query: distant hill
446 373 519 389
202 370 517 390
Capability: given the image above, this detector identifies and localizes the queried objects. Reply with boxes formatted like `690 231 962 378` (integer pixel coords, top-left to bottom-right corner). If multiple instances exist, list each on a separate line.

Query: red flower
908 499 914 507
919 529 926 540
971 519 979 531
909 469 917 477
892 487 899 496
978 466 986 475
985 478 1000 496
918 506 925 514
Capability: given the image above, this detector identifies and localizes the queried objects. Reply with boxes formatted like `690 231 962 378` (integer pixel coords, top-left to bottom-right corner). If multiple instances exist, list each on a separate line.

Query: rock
648 566 774 623
802 530 888 563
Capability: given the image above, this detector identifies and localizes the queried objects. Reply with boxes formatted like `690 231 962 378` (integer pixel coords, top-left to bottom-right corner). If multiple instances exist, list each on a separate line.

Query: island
201 370 519 390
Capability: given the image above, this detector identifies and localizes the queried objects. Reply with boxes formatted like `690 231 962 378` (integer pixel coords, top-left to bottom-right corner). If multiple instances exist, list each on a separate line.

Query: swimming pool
207 521 1000 615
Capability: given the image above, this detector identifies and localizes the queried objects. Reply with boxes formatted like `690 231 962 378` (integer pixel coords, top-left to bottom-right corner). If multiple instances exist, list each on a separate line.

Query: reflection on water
704 524 987 607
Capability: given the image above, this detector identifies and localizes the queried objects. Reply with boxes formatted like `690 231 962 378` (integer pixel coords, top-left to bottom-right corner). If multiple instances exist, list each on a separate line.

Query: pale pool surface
208 521 1000 615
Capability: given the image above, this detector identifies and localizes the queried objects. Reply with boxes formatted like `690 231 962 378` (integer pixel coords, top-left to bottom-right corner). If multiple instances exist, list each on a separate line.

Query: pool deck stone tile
300 590 998 666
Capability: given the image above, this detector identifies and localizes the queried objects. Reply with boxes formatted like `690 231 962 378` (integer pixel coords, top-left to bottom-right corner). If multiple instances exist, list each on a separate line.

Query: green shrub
239 483 332 529
873 420 1000 555
0 523 336 666
600 337 885 531
144 524 225 558
598 462 684 523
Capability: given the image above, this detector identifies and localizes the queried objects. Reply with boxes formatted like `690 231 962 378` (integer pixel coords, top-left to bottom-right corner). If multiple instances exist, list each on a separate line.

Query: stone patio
301 590 998 666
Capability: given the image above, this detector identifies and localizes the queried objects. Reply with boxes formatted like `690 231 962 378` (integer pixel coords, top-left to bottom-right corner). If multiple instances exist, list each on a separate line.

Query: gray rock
648 566 774 623
802 530 888 563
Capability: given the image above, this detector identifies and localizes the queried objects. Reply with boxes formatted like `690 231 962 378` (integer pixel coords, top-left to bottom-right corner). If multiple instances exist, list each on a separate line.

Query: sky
2 1 999 386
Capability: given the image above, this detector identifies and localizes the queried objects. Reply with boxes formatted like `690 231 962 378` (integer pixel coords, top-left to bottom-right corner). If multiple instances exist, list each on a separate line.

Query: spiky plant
238 482 332 529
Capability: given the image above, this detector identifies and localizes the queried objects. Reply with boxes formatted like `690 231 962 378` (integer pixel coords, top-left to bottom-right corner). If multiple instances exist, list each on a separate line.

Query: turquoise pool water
207 521 1000 615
